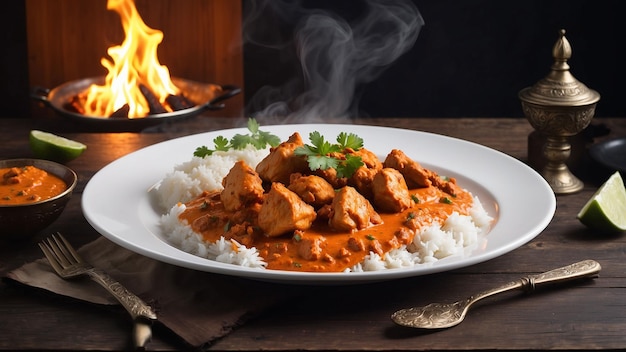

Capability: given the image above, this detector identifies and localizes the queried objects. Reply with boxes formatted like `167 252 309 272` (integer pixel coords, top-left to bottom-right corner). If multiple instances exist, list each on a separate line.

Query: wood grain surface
1 116 625 351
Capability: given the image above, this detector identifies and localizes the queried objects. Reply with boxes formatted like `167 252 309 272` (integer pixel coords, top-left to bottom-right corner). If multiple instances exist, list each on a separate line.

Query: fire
83 0 179 118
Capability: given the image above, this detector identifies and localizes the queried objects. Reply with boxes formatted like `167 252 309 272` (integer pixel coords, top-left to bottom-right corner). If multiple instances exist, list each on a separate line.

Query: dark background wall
242 0 626 118
1 1 30 117
3 1 625 119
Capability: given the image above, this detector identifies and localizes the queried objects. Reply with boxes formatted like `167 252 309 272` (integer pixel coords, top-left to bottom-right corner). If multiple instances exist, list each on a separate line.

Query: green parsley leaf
259 130 281 147
194 145 213 158
337 154 364 179
213 136 230 151
309 132 341 155
337 132 363 150
308 131 325 152
305 155 339 171
193 118 280 157
294 131 365 178
247 118 260 133
230 133 253 149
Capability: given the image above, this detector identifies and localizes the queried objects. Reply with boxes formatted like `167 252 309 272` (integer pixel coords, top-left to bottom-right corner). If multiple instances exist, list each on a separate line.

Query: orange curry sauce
179 183 473 272
0 166 67 205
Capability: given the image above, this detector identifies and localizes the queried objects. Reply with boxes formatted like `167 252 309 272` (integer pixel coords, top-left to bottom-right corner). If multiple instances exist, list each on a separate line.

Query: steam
243 0 424 123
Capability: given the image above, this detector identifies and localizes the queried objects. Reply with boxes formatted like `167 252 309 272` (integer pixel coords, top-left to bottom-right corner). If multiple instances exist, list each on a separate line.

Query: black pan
589 137 626 174
31 76 240 131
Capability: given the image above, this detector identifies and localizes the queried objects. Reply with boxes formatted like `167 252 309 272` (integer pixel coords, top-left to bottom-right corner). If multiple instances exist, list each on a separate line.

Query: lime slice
29 130 87 163
577 171 626 233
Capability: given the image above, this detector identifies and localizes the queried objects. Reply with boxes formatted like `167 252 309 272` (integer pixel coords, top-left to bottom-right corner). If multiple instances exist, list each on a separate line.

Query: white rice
352 198 490 272
157 149 493 272
160 203 268 268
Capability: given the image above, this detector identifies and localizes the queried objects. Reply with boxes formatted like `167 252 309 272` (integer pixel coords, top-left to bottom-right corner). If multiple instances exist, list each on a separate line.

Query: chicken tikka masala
179 131 475 272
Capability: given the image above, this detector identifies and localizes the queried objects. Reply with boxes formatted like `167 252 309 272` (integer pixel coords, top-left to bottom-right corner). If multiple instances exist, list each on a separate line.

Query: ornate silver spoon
391 259 601 329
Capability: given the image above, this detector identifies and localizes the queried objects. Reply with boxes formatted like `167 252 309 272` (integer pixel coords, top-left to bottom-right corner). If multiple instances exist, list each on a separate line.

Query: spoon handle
470 259 601 305
523 259 601 287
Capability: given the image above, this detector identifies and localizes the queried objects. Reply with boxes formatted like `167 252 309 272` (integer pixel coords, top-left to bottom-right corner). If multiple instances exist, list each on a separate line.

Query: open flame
83 0 179 118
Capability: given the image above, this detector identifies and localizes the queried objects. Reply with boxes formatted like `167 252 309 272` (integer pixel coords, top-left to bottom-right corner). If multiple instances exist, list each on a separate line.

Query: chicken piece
223 223 256 248
348 147 382 170
255 132 309 184
372 168 412 213
329 186 382 232
288 173 335 208
430 174 460 196
383 149 432 188
296 235 327 261
395 227 413 245
345 147 381 200
313 166 348 189
383 149 431 188
2 167 20 184
347 236 365 252
258 182 317 237
220 161 265 212
349 166 377 200
367 238 384 256
230 202 262 226
316 204 332 222
384 149 459 195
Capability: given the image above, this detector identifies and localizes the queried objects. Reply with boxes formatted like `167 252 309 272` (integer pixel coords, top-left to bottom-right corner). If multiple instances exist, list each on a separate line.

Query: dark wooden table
1 116 625 351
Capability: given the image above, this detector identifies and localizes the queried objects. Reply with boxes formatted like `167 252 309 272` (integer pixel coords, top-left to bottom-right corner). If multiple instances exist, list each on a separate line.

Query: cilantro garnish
193 118 281 157
294 131 365 178
337 131 364 150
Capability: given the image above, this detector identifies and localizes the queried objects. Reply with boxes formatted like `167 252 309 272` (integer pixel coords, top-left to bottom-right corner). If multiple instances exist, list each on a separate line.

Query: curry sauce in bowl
0 159 77 239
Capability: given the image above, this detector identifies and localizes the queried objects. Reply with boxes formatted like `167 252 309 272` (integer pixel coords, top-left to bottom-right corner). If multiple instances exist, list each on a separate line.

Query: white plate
83 124 555 284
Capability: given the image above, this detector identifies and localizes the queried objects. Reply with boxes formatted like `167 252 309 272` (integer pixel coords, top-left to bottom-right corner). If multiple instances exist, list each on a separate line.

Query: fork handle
86 268 157 321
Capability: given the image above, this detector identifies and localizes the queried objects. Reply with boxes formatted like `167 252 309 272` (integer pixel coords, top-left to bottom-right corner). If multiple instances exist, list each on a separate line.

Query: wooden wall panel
26 0 244 118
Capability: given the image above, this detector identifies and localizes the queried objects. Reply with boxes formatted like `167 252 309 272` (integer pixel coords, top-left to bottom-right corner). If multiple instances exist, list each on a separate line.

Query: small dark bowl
0 159 78 239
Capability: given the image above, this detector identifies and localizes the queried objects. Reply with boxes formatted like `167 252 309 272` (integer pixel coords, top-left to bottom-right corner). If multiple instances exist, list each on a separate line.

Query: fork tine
55 232 83 264
45 235 72 268
38 242 65 275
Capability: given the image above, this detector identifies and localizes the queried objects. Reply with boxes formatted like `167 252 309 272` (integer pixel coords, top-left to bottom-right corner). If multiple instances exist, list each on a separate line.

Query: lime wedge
577 171 626 233
29 130 87 163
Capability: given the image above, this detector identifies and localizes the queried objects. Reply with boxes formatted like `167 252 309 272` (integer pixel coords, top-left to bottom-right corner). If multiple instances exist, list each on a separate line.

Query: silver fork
39 233 157 349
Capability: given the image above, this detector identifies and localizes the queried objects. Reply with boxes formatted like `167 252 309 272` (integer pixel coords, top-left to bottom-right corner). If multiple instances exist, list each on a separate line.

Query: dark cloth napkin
5 236 297 348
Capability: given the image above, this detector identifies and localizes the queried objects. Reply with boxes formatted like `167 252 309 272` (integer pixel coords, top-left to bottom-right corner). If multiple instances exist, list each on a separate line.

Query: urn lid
519 29 600 107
